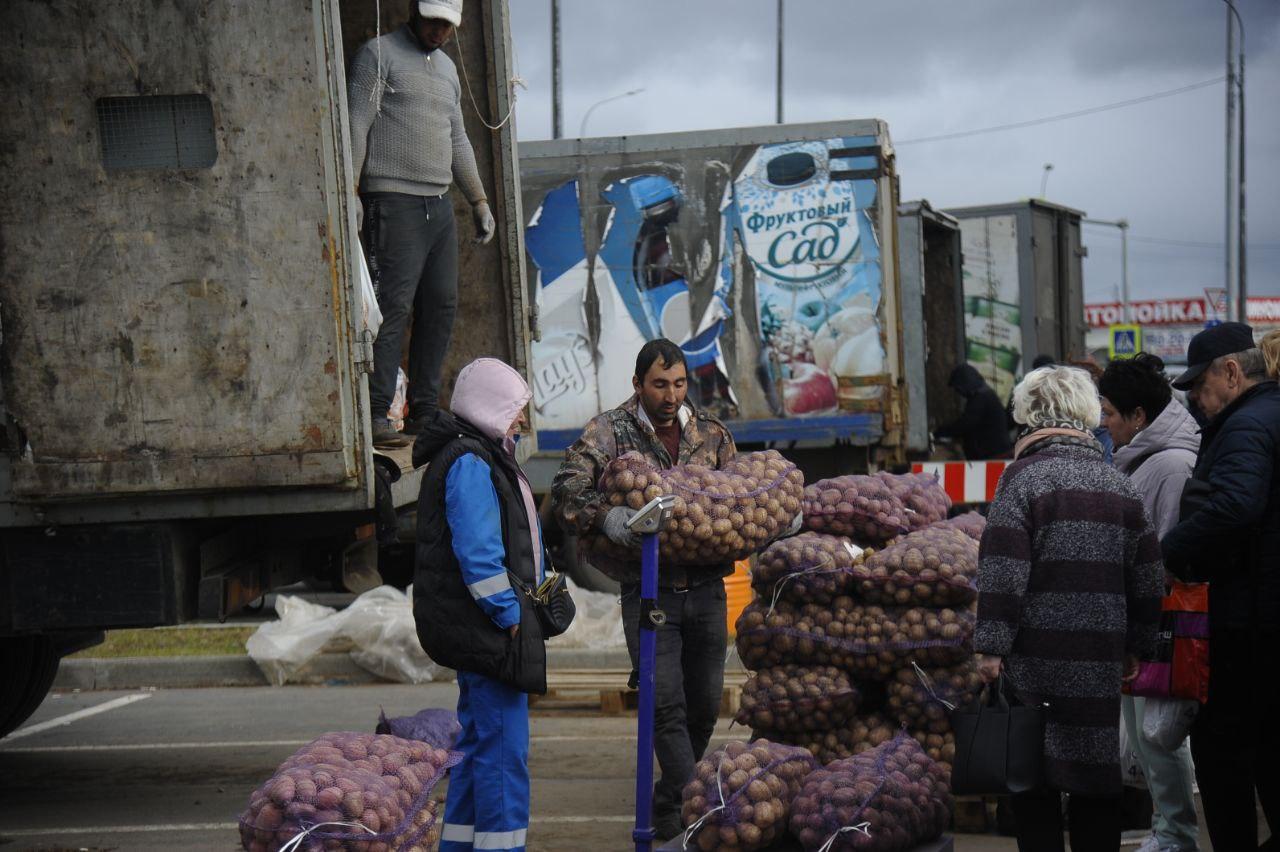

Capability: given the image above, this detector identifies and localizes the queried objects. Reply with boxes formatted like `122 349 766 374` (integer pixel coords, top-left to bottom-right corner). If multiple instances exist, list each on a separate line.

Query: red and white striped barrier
910 461 1008 505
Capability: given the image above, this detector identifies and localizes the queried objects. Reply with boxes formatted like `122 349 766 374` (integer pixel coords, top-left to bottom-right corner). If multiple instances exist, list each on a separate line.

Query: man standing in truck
552 339 737 841
347 0 496 447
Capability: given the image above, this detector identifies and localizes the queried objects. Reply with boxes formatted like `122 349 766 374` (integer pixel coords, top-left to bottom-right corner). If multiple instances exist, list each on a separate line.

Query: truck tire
0 635 59 738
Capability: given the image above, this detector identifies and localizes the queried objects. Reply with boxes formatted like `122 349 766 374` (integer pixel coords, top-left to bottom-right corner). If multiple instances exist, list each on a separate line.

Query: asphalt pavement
0 684 1256 851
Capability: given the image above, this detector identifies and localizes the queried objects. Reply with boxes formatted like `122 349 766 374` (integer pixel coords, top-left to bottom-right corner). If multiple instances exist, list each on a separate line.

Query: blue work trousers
440 670 530 852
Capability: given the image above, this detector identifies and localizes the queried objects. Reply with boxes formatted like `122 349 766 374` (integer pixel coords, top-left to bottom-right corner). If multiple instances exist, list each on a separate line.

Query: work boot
652 811 683 843
401 409 441 436
371 418 412 448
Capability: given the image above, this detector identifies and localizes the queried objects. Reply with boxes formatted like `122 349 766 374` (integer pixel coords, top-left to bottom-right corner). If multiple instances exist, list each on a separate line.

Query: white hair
1012 366 1101 430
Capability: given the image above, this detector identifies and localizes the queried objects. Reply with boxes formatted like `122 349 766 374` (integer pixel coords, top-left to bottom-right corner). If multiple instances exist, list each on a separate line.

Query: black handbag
950 675 1046 796
508 569 576 638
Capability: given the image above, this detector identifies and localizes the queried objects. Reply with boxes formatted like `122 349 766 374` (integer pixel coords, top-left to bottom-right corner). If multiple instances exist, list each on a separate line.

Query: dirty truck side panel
0 0 367 502
520 121 904 452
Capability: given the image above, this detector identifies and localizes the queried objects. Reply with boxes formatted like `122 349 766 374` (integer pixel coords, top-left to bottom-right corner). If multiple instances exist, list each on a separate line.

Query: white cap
418 0 462 27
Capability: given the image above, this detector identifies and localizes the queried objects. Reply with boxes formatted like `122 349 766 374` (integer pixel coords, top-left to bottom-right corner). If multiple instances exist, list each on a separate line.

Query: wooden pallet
531 668 746 716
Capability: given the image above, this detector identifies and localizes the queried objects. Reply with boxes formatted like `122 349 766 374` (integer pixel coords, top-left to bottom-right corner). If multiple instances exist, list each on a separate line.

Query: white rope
278 820 376 852
816 822 872 852
911 660 955 711
449 35 525 131
681 759 730 850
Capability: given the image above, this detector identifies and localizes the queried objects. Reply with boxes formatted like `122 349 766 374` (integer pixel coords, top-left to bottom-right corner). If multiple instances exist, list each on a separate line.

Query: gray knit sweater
347 26 486 203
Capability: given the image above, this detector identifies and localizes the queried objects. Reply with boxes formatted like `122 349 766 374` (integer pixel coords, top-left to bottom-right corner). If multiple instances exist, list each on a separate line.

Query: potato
734 665 862 734
788 732 952 851
852 526 979 607
588 450 805 566
680 738 815 851
238 732 455 851
751 532 863 606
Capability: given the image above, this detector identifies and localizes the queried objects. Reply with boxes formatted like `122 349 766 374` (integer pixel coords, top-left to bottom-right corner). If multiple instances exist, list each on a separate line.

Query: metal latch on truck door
356 330 375 374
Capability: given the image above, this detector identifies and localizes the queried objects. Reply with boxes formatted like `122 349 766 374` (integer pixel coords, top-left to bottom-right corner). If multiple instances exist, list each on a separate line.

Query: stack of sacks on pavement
733 472 986 782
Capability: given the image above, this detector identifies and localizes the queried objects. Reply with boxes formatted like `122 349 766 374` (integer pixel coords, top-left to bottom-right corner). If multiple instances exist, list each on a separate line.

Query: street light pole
579 88 644 139
776 0 784 124
551 0 562 139
1224 0 1238 320
1084 217 1130 322
1039 163 1054 199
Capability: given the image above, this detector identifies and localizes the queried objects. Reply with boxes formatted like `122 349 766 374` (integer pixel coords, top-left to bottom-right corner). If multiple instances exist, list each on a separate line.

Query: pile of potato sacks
682 472 987 850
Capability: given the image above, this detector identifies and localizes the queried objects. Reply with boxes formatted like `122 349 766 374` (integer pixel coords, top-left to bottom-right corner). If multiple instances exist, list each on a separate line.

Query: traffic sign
1109 324 1142 359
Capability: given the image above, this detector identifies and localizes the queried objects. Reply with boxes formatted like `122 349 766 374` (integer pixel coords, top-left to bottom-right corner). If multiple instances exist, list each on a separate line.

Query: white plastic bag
357 242 383 337
245 596 348 687
545 579 626 650
342 585 449 684
1142 697 1198 751
1119 717 1147 789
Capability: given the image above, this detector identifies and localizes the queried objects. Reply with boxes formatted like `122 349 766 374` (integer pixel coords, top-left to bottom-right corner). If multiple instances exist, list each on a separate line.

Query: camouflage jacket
551 394 738 585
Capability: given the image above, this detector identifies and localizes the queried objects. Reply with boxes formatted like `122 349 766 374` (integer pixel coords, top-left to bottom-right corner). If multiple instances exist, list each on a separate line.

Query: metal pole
1225 2 1237 321
1236 15 1247 317
775 0 784 124
1039 163 1054 199
1119 220 1130 324
551 0 562 139
632 531 659 852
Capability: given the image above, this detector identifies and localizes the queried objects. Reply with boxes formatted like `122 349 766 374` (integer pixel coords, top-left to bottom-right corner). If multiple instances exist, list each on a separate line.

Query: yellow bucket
725 558 754 637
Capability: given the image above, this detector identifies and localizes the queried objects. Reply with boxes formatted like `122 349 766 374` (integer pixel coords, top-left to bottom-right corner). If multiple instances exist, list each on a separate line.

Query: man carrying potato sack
552 338 750 841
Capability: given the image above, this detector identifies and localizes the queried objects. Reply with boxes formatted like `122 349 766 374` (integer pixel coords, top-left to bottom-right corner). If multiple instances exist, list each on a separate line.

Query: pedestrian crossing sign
1108 324 1142 360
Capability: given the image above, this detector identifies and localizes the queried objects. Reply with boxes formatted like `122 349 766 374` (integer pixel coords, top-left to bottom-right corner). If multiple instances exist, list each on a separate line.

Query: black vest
412 414 546 694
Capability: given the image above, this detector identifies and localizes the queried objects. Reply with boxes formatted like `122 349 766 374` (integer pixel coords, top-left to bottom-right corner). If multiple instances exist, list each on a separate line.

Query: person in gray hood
1099 353 1200 852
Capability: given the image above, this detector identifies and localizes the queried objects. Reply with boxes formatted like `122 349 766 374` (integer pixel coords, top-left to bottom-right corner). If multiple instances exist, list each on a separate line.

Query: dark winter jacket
413 413 547 695
975 434 1164 796
1161 380 1280 631
937 365 1013 460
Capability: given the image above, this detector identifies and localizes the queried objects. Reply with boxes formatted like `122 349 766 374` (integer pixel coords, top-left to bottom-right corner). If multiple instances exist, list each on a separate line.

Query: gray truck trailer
0 0 531 735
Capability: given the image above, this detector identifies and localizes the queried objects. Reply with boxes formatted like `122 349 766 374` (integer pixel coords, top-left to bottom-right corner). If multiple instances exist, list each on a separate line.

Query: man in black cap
1161 321 1279 850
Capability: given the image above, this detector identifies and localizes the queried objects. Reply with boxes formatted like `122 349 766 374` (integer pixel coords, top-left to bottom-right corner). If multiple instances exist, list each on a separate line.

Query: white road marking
0 816 636 836
1 732 734 753
1 693 152 742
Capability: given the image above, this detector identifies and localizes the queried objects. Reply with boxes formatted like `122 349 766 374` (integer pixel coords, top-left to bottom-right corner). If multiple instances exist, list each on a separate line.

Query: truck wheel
0 635 59 737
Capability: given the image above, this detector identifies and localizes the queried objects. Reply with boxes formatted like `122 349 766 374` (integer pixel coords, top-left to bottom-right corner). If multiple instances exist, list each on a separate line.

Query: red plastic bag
1126 581 1209 703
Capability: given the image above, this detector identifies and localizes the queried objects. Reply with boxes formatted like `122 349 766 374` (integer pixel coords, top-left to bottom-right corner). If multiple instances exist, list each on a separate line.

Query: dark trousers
1191 627 1279 850
622 579 727 823
361 192 458 422
1011 788 1120 852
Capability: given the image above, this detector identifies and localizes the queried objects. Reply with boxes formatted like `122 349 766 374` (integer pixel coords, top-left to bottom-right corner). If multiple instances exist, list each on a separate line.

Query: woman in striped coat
975 365 1164 852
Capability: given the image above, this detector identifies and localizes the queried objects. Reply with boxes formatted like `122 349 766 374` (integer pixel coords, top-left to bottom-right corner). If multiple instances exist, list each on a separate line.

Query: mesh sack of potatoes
734 665 863 735
735 598 975 680
239 732 457 852
761 712 900 766
875 472 952 532
934 511 987 542
850 526 979 608
789 731 953 852
680 738 817 852
801 475 911 545
909 729 956 778
589 449 804 565
751 532 866 607
884 660 983 736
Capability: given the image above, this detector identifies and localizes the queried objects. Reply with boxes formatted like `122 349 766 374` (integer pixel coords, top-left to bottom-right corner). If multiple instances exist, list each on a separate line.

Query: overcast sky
506 0 1279 304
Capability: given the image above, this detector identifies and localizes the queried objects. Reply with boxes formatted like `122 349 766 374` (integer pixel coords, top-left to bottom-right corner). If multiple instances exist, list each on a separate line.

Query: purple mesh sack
884 660 983 736
934 511 986 542
751 532 864 607
734 665 862 734
734 598 974 680
238 732 459 852
587 449 804 566
851 526 979 608
875 472 951 532
680 738 816 851
801 475 911 545
759 713 899 766
789 732 952 852
375 707 462 750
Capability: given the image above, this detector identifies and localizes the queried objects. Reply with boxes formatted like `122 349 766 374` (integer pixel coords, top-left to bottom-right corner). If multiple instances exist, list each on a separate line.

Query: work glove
472 200 495 245
602 506 640 548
